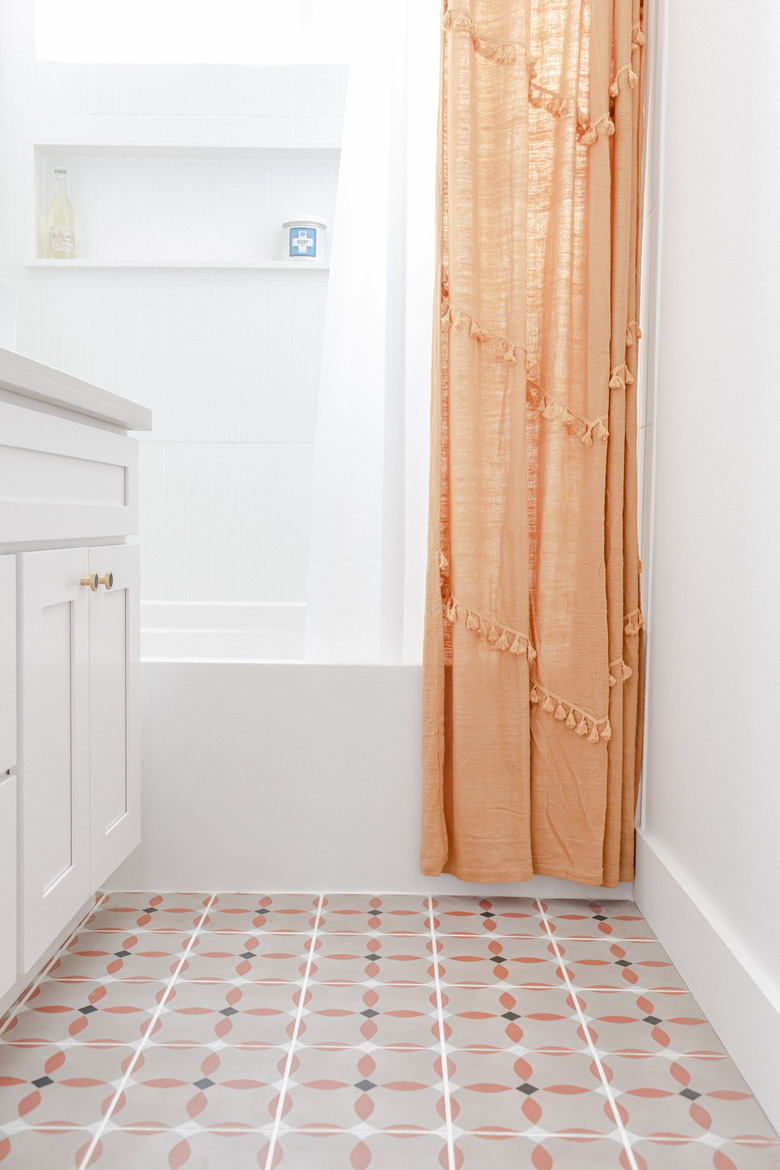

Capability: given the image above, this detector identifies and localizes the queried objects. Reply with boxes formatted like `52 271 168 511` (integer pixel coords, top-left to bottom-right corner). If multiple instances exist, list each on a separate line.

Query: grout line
77 894 218 1170
427 897 456 1170
263 894 326 1170
535 899 640 1170
0 892 109 1039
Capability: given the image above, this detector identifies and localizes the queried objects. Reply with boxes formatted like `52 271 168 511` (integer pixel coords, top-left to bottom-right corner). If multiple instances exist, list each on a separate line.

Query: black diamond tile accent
615 959 632 967
679 1088 701 1101
360 1009 379 1018
644 1015 662 1025
79 1005 98 1015
364 954 380 962
114 950 132 958
489 955 506 964
501 1011 520 1021
593 914 607 921
194 1077 215 1090
219 1007 239 1017
239 952 255 960
480 911 495 919
367 909 382 915
355 1079 376 1092
32 1076 53 1088
517 1083 538 1095
142 907 158 913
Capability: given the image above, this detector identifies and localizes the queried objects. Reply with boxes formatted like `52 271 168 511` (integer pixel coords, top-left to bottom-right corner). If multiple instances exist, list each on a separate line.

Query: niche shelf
33 144 338 268
26 260 329 271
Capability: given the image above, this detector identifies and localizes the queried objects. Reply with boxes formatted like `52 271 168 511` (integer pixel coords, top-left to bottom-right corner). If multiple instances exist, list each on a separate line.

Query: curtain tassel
565 709 577 729
554 702 567 721
576 717 589 737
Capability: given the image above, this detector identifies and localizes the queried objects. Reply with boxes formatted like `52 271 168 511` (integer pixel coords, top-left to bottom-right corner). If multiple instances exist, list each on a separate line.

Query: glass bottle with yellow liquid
48 167 75 259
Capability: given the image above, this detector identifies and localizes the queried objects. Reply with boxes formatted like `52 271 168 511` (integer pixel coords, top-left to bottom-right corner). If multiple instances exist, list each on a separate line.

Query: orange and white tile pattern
0 893 777 1168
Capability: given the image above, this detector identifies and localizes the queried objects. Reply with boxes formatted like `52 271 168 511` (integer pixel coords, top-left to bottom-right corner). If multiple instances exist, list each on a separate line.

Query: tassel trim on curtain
443 305 612 444
440 559 643 747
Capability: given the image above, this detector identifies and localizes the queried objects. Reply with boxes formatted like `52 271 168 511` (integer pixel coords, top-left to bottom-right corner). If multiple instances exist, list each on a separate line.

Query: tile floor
0 892 777 1169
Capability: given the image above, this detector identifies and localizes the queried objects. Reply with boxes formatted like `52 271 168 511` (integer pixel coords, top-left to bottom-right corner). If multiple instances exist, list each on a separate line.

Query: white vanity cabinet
0 347 151 999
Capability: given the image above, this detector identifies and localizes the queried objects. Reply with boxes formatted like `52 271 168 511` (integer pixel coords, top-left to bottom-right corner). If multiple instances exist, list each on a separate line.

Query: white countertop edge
0 347 152 431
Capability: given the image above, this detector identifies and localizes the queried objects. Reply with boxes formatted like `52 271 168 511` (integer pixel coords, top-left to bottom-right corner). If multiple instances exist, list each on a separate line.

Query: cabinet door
18 548 90 970
88 544 140 888
0 555 16 774
0 773 18 1002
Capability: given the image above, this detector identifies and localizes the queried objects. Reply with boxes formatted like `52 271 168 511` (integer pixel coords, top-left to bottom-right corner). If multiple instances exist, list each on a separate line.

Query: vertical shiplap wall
0 5 346 657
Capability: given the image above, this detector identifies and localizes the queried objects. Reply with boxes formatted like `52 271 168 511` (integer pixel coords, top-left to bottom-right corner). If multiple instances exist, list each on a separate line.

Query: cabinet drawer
0 401 138 543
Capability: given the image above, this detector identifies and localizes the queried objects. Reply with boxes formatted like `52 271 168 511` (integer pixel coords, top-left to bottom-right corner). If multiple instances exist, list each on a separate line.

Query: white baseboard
635 830 780 1133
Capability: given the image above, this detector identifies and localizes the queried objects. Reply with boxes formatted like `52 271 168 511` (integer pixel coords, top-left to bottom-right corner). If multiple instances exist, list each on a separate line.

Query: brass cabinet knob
98 572 114 591
81 573 99 591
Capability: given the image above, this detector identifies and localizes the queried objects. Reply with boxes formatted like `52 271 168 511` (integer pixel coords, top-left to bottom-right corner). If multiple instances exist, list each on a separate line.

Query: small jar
282 217 327 261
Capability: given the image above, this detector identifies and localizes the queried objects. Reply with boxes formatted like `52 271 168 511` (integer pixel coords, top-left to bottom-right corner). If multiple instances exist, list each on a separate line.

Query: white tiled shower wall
0 14 347 657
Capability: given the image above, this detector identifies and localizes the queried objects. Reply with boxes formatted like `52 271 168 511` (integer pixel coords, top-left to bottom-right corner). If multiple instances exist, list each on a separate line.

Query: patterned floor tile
148 979 300 1047
298 980 440 1049
453 1133 627 1169
310 933 437 986
84 893 211 935
431 896 541 938
442 985 588 1053
1 979 159 1046
448 1047 613 1135
47 929 189 985
318 895 433 937
437 935 563 990
0 1043 126 1128
176 933 310 985
271 1131 447 1169
107 1043 285 1130
539 900 654 941
283 1045 445 1131
204 894 321 935
0 1126 92 1169
84 1128 272 1169
0 893 776 1170
557 940 688 996
601 1051 780 1142
630 1137 780 1170
575 990 724 1057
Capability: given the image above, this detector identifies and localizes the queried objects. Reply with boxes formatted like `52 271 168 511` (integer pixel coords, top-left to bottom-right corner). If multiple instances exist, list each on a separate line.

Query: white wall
0 0 346 659
635 0 780 1131
112 661 633 900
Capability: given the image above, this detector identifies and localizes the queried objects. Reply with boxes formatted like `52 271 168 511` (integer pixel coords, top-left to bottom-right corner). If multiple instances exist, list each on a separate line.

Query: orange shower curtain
421 0 646 887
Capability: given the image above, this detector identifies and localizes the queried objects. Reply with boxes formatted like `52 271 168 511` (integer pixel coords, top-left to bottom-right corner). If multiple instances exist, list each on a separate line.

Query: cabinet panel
0 556 15 774
0 774 17 1001
89 544 140 888
19 548 90 970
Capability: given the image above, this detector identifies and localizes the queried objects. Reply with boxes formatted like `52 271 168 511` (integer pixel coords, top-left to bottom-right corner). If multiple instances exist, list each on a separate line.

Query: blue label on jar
289 227 317 257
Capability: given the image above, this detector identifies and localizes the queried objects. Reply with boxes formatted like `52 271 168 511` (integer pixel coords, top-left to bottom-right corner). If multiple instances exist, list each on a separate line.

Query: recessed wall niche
32 144 339 268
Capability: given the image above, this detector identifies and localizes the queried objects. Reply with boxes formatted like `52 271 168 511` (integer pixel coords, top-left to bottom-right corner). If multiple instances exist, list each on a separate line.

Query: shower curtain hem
421 861 622 888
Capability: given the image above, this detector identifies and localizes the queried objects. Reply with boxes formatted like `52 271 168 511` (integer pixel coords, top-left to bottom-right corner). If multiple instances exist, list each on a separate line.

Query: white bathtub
110 661 633 898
